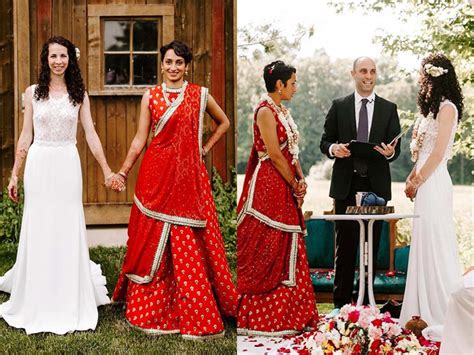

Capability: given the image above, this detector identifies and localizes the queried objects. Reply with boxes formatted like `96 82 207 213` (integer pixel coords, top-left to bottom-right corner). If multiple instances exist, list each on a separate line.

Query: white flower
424 63 448 77
75 47 81 61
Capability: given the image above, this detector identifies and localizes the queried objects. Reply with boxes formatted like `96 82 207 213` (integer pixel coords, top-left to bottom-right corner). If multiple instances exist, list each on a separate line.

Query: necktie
354 98 369 176
357 98 369 142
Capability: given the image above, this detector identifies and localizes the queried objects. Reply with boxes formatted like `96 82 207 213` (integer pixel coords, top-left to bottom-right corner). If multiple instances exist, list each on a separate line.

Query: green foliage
0 184 24 244
238 23 314 60
211 167 237 254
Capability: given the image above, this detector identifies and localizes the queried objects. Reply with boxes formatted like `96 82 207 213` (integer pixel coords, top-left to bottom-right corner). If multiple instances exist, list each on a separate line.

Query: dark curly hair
34 36 85 106
160 40 193 64
417 53 463 121
263 60 296 93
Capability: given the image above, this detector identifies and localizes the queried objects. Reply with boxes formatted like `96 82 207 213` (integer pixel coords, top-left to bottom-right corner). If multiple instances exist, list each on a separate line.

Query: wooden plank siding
8 0 236 224
0 0 14 187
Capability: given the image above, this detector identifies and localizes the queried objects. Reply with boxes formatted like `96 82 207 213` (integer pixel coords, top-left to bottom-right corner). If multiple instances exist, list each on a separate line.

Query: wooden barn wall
13 0 235 224
0 0 14 188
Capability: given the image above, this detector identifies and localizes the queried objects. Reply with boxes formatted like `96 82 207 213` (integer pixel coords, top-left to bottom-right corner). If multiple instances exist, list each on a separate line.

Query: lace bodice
410 100 458 161
32 87 80 146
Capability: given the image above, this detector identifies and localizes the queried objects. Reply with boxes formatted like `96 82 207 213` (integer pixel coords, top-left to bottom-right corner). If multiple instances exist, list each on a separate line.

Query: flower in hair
75 47 81 61
424 63 447 77
268 64 276 75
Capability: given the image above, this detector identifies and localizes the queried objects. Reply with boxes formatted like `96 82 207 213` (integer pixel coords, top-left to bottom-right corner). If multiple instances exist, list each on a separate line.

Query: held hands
292 179 307 209
7 175 19 203
374 139 398 157
105 172 126 192
405 173 425 201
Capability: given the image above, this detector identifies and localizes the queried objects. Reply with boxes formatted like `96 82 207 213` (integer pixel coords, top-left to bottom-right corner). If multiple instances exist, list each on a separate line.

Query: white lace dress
0 88 110 334
399 100 463 335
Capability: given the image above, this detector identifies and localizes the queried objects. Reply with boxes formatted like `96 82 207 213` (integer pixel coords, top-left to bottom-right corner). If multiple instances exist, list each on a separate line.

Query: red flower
277 347 291 353
385 271 396 277
328 320 336 330
371 318 383 327
370 339 382 351
348 310 360 323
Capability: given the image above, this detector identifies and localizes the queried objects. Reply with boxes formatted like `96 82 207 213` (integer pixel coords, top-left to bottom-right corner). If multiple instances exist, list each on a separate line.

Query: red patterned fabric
237 99 318 334
238 237 318 335
113 84 237 337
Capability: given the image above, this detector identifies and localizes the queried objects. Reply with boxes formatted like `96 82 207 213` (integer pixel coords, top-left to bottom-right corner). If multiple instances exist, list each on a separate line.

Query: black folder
347 140 379 158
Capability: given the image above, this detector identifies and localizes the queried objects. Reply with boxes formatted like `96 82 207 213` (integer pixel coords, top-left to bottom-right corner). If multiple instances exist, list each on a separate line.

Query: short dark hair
263 60 296 93
160 40 193 64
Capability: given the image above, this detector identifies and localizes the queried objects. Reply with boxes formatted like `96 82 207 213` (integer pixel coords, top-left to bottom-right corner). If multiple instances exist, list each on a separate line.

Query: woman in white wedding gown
0 36 113 334
400 53 464 334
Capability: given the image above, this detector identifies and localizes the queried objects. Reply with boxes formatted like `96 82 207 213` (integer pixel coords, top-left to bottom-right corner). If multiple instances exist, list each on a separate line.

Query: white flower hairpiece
75 47 80 61
424 63 447 77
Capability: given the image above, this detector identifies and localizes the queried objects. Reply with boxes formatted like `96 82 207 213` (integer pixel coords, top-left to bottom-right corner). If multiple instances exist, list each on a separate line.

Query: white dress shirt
354 90 375 133
329 91 375 158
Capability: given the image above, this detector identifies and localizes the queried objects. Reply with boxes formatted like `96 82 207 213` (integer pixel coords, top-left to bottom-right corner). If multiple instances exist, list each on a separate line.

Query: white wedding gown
0 88 110 335
400 100 463 332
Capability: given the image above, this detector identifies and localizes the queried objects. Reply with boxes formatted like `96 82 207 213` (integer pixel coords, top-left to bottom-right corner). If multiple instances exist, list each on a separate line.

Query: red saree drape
237 100 318 336
112 83 237 338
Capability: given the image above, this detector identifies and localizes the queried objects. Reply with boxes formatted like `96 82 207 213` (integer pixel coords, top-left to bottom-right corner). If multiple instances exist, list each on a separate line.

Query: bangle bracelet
118 171 127 179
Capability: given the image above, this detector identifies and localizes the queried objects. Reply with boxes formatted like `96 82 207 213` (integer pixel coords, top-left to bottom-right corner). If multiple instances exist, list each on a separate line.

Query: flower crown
424 63 447 77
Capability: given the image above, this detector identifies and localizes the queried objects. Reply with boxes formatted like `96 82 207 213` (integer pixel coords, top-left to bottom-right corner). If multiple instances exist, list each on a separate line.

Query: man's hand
374 140 398 157
332 143 351 158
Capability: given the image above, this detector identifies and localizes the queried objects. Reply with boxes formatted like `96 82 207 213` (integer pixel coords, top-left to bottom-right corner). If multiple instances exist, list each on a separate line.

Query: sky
237 0 420 71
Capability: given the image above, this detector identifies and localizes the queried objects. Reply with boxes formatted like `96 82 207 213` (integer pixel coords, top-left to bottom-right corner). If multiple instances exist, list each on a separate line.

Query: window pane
133 55 157 85
104 21 130 51
133 21 158 51
105 55 130 85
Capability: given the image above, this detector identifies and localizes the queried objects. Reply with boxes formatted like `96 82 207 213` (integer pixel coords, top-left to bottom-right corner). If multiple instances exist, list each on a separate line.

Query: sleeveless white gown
399 100 463 332
0 89 110 334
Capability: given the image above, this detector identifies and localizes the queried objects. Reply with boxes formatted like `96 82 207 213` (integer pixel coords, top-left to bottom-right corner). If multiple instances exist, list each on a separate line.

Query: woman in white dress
0 36 112 334
400 53 464 332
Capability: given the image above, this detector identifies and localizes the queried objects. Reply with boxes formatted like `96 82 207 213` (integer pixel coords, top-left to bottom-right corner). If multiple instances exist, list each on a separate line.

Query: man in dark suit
320 57 401 314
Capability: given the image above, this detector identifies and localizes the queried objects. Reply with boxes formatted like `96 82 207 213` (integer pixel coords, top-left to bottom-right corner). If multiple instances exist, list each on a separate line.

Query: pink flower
314 332 326 345
368 325 383 340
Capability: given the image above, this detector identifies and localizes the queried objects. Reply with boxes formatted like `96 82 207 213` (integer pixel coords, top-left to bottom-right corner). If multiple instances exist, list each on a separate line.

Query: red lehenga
237 99 318 336
112 82 238 339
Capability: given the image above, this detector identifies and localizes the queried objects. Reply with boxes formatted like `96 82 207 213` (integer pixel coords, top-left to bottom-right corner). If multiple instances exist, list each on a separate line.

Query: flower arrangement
424 63 448 78
298 305 437 354
409 120 426 163
262 94 300 165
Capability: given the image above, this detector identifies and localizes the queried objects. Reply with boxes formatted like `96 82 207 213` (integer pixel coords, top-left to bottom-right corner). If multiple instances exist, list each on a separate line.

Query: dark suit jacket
320 93 401 201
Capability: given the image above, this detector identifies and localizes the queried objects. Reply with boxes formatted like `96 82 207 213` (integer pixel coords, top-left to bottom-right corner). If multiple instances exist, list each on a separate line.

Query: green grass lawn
0 245 237 354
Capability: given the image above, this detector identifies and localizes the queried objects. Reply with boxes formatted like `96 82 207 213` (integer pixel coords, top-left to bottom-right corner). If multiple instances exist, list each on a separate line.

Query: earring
185 70 188 76
278 89 282 95
161 69 164 74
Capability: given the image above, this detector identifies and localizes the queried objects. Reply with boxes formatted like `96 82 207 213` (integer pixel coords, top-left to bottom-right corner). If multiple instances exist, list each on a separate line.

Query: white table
309 213 418 307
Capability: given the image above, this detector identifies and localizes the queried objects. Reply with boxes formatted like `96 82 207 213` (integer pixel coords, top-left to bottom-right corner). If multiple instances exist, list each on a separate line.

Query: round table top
309 213 419 221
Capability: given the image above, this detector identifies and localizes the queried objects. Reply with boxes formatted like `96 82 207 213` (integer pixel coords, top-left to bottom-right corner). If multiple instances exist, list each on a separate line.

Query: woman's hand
8 175 19 203
404 180 417 201
109 173 126 192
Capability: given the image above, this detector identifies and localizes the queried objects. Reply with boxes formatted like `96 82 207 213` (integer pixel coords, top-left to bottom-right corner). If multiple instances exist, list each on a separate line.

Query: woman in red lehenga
111 40 237 339
237 61 318 336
